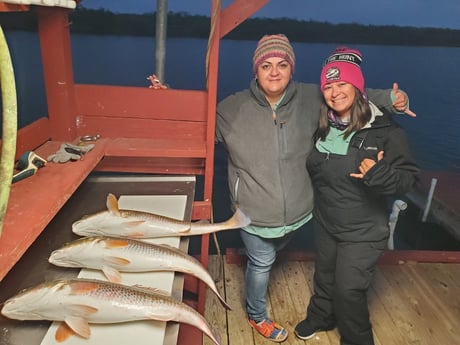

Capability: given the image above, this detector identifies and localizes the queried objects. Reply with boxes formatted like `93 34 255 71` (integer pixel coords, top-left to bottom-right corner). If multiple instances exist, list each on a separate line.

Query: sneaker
294 318 335 340
248 318 288 342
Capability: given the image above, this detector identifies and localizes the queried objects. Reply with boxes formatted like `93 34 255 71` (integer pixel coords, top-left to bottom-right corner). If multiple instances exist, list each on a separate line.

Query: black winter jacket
307 110 420 241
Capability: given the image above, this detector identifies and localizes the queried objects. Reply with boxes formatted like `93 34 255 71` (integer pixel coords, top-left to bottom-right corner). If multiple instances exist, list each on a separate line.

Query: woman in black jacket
294 47 420 345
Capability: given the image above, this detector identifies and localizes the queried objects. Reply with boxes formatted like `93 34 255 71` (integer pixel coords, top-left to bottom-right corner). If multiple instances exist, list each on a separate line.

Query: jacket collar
249 78 298 107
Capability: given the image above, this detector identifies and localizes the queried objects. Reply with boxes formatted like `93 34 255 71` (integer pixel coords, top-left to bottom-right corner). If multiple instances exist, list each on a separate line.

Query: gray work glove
47 143 95 163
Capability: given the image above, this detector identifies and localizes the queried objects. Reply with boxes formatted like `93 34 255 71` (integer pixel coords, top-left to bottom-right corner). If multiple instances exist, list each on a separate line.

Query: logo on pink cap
320 47 365 94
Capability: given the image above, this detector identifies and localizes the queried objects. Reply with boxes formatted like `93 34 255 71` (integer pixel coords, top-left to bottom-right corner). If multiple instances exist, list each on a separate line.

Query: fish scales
67 280 184 319
72 193 251 238
48 236 230 309
1 279 220 345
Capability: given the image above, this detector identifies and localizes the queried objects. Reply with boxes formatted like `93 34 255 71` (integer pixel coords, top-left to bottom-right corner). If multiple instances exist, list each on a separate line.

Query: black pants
306 221 387 345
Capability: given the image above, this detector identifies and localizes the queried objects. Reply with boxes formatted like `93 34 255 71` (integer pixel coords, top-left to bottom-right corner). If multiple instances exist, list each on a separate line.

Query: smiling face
255 57 292 106
322 81 357 119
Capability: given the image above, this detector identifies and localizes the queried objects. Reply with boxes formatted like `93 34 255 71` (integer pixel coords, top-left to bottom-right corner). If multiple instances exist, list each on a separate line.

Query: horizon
79 0 460 30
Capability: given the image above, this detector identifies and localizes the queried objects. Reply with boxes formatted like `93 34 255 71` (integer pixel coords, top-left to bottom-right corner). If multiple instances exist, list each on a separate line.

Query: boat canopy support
155 0 168 83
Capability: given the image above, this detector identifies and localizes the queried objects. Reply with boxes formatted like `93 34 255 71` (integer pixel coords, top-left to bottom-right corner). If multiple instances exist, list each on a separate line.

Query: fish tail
189 208 251 235
200 272 231 310
195 314 221 345
181 262 231 310
209 324 222 345
222 208 251 229
175 307 221 345
216 291 232 310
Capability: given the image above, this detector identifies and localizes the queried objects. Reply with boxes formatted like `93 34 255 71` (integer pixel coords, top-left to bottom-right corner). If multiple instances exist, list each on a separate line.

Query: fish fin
157 243 192 256
105 255 130 266
69 281 101 294
158 243 175 248
132 284 171 296
194 219 210 224
104 238 130 248
125 231 148 238
55 322 76 342
124 220 147 227
64 316 91 339
106 193 120 214
102 265 123 283
66 304 99 316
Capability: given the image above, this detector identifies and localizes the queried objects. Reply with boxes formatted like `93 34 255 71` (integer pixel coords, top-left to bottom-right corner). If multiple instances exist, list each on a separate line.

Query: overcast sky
80 0 460 29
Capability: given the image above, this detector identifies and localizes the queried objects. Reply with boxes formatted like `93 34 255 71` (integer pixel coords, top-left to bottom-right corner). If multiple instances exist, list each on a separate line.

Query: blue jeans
240 229 293 321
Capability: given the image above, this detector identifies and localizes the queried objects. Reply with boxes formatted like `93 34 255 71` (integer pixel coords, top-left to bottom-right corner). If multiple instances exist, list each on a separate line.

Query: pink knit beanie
253 34 295 74
320 47 365 94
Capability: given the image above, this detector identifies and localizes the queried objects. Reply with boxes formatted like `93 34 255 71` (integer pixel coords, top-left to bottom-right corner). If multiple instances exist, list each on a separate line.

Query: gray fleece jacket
216 78 395 228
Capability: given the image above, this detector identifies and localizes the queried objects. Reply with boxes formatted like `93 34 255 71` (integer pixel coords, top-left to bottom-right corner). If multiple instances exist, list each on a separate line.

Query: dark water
2 31 460 252
4 31 460 171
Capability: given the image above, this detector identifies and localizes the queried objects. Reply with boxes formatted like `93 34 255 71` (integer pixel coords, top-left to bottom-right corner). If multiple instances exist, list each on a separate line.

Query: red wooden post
37 7 77 141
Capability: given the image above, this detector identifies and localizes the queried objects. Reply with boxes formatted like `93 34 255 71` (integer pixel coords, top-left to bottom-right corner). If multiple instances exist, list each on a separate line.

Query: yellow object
0 25 18 237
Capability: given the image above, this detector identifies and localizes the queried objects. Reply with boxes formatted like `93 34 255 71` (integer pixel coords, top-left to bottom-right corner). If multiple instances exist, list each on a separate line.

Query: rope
205 0 221 88
204 0 223 265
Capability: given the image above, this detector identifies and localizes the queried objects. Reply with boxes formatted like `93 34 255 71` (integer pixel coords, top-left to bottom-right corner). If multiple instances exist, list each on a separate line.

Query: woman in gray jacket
216 35 413 342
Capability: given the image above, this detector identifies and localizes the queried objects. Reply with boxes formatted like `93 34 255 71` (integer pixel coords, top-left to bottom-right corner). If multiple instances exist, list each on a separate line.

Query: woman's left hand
392 83 416 117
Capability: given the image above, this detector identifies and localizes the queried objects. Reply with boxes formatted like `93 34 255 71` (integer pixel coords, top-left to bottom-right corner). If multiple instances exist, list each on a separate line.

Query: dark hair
316 88 372 141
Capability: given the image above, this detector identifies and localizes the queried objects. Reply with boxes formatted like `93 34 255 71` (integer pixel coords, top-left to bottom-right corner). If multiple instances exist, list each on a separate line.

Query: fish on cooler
72 193 251 238
1 278 221 345
48 236 230 309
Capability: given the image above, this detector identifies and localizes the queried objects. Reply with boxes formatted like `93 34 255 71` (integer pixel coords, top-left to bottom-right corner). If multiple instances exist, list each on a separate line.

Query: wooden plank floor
204 255 460 345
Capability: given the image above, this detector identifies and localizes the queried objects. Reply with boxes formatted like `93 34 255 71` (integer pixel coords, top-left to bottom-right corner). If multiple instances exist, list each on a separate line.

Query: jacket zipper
272 107 288 224
234 174 240 204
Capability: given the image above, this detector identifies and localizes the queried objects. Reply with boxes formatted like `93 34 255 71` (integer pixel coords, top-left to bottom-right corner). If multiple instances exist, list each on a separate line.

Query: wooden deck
203 254 460 345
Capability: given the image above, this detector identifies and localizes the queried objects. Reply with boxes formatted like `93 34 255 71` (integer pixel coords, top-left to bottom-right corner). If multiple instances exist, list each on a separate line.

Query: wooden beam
219 0 269 38
37 6 77 141
0 3 29 11
225 248 460 265
75 85 208 121
0 139 106 281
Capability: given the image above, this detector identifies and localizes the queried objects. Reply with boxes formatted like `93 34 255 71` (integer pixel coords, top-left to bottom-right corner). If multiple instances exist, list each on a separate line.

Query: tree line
1 7 459 47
